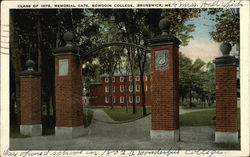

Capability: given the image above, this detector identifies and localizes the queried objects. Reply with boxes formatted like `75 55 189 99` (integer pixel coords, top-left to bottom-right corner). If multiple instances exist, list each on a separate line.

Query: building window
145 85 148 92
136 85 140 92
120 96 124 103
145 76 148 81
135 76 140 81
120 85 124 92
105 77 109 83
105 86 109 92
112 86 115 92
129 85 133 92
136 96 140 103
112 97 116 103
105 97 109 103
112 77 115 82
120 76 124 82
129 96 133 103
129 76 132 82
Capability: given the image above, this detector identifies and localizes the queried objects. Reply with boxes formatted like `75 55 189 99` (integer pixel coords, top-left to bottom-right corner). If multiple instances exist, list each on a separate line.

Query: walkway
10 108 219 150
179 106 215 114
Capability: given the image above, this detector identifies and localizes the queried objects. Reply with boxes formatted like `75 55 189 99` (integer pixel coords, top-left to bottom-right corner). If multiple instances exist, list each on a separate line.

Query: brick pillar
20 59 42 136
147 15 181 142
53 32 86 138
214 42 238 143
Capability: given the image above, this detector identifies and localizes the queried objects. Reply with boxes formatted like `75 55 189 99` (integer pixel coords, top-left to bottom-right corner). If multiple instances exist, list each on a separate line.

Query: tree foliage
179 53 215 107
208 9 240 45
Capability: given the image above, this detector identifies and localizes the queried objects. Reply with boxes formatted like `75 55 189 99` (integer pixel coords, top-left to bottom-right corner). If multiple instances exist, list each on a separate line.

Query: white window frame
120 96 124 103
105 77 109 83
129 96 133 103
136 85 140 92
120 76 124 82
135 76 140 81
112 77 115 82
136 96 140 103
145 76 148 81
105 97 109 103
145 85 148 92
129 76 132 82
120 85 124 92
129 85 133 92
105 86 109 92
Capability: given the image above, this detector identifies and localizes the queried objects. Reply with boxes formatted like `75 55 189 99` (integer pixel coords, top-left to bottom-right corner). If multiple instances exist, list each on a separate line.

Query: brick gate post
214 42 238 143
20 59 42 136
147 15 181 142
53 32 86 138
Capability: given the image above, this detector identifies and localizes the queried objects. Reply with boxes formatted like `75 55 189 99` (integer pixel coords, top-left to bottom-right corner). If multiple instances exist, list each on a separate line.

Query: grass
180 110 216 126
180 109 240 128
181 105 215 109
103 106 151 121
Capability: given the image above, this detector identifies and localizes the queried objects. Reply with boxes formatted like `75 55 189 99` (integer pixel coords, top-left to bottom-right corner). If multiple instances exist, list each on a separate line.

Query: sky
179 11 237 63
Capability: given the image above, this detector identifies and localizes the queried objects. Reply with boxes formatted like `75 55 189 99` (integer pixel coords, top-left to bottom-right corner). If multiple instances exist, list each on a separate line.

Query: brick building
89 75 152 107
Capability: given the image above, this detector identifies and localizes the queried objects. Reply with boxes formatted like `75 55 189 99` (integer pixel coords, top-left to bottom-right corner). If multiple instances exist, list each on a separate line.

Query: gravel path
10 108 220 150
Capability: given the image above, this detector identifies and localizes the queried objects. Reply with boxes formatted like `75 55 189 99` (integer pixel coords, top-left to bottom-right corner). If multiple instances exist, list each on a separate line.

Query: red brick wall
89 75 152 107
20 77 41 125
150 46 179 131
215 66 237 132
55 55 83 127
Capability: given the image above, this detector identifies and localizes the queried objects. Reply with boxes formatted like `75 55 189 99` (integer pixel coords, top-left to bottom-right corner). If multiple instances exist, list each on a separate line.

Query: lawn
103 106 151 121
180 109 240 129
101 107 240 129
180 110 216 126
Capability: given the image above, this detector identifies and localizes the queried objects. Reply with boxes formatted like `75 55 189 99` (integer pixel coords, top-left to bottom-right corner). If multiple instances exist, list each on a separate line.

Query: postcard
1 0 249 157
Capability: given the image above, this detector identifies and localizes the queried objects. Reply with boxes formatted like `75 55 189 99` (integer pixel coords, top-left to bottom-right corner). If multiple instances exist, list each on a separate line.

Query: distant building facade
89 75 152 107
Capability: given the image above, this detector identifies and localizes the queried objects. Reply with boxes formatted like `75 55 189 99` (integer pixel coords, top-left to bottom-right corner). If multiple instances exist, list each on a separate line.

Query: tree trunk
131 74 137 114
10 11 22 127
189 91 192 108
109 75 114 109
140 74 146 116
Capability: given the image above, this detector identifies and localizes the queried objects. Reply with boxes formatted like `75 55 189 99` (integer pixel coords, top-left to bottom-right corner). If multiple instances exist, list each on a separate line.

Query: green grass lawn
180 110 216 126
101 107 240 129
180 109 240 129
181 105 215 110
103 106 151 121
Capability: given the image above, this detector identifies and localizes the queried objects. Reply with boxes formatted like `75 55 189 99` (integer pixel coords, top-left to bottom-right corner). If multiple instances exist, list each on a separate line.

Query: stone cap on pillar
147 12 181 48
52 32 79 56
20 59 40 77
213 42 238 67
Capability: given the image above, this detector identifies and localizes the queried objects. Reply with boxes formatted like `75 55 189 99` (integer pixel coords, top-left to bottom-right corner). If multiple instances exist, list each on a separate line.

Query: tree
98 47 123 109
208 9 240 45
10 9 102 129
179 53 207 107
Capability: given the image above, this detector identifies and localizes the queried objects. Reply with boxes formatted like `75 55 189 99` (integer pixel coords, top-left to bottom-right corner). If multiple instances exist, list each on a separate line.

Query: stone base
20 124 42 136
215 131 239 143
150 129 180 143
55 125 87 138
